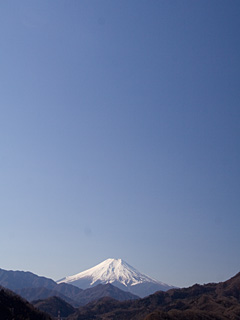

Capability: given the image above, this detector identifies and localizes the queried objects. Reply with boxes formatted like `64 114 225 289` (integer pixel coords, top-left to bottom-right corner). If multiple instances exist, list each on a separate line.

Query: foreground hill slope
58 258 174 297
67 272 240 320
0 286 51 320
33 296 76 318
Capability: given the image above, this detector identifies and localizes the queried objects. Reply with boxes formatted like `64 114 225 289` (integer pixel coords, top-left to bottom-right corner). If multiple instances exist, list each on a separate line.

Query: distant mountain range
0 264 138 307
1 266 240 319
58 258 174 297
0 268 83 306
0 268 57 291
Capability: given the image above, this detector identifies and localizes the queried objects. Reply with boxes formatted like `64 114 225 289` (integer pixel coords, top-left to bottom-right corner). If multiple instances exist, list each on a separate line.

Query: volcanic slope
58 258 174 297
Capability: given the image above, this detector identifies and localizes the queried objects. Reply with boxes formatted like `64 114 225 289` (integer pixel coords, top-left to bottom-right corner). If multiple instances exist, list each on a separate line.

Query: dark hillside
66 272 240 320
33 296 76 318
0 286 52 320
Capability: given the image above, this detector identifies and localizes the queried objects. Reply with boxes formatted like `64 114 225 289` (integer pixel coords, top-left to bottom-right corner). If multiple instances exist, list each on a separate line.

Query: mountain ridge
66 271 240 320
0 267 139 307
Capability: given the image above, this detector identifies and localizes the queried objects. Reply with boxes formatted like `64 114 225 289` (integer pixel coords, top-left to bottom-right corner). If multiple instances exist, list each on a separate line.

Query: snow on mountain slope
57 258 174 298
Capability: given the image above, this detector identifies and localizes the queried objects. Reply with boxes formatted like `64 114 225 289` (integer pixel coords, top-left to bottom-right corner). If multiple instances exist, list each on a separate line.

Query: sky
0 0 240 288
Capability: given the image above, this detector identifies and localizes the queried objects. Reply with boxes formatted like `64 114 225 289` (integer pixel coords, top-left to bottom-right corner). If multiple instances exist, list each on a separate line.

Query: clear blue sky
0 0 240 288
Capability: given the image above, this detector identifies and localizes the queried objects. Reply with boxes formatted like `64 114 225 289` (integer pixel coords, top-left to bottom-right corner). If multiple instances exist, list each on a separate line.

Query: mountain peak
57 258 174 297
104 258 123 265
58 258 158 288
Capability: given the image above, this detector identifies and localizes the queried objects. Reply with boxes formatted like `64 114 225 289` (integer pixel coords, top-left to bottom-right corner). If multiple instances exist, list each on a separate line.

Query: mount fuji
57 258 174 298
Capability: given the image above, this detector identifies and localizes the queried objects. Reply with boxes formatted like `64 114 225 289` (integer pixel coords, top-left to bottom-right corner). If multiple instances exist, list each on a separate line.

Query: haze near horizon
0 0 240 288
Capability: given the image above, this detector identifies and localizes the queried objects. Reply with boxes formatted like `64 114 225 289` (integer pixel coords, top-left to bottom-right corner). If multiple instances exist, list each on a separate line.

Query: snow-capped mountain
57 258 174 298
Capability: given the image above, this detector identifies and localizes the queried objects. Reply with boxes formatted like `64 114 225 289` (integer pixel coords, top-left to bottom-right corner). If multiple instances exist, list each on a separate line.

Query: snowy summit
57 258 174 297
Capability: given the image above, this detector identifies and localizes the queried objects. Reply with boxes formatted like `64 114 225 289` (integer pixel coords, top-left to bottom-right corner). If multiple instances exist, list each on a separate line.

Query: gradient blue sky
1 0 240 288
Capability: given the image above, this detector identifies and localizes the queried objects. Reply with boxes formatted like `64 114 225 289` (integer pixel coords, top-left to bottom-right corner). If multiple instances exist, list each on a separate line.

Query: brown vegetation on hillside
66 272 240 319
